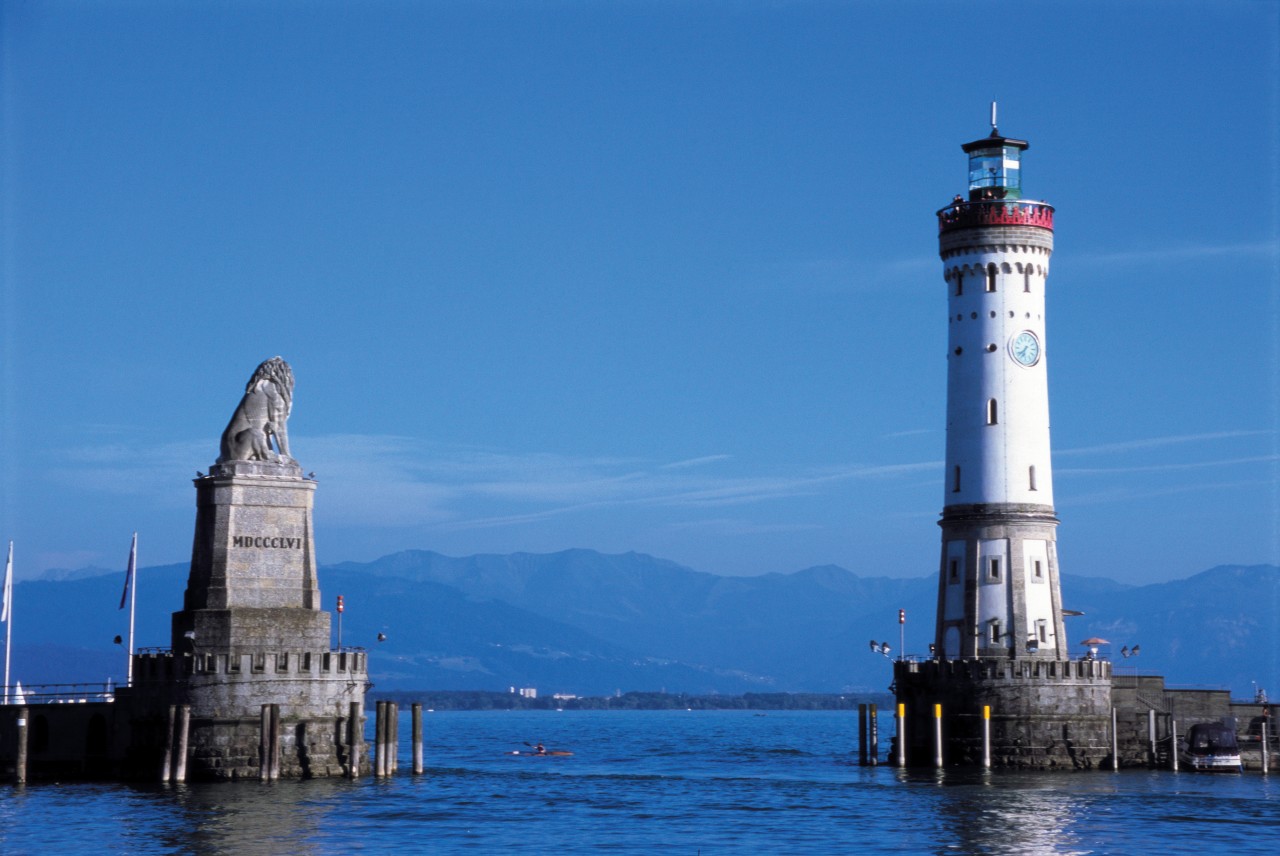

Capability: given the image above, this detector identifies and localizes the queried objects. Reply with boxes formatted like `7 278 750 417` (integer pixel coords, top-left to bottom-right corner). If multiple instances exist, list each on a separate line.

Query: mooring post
1170 718 1179 772
982 705 991 769
868 704 879 766
389 702 399 774
1263 721 1270 775
412 703 424 775
896 703 906 767
1111 707 1119 771
1148 709 1157 767
933 703 943 768
14 706 28 785
161 704 176 783
174 705 190 783
270 704 281 780
857 704 868 766
260 704 273 781
347 701 362 778
373 701 385 777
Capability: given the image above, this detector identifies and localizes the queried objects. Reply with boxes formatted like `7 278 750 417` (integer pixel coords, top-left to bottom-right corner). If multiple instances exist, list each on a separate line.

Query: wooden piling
260 704 273 781
1263 722 1270 775
347 701 362 778
373 701 383 777
390 702 399 774
1170 718 1179 771
269 704 281 780
1110 707 1119 771
174 705 190 783
161 704 176 783
14 707 28 785
1148 709 1157 767
857 704 868 766
412 703 424 775
868 704 879 766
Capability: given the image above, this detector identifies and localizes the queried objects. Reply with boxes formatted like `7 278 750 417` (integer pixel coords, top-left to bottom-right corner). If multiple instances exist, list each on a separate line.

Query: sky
1 1 1277 585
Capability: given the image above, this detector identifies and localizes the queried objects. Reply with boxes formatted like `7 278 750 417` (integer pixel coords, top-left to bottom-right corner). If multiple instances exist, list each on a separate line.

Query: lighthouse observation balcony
937 199 1054 235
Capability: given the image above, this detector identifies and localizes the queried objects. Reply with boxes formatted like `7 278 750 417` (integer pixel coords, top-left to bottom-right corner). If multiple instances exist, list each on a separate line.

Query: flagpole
127 532 137 687
3 541 12 706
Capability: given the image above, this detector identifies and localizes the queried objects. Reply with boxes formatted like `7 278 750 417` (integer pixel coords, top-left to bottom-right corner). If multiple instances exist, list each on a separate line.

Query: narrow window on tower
1033 559 1044 580
986 398 998 425
1037 620 1048 643
1029 465 1037 491
989 620 1002 645
955 273 963 296
952 466 961 492
988 557 1001 581
986 264 997 292
1023 270 1031 293
949 559 959 583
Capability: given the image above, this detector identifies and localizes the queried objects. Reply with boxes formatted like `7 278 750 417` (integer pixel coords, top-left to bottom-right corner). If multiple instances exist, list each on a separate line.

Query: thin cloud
660 455 733 470
1058 455 1279 477
1063 477 1278 507
1057 430 1273 457
56 431 943 536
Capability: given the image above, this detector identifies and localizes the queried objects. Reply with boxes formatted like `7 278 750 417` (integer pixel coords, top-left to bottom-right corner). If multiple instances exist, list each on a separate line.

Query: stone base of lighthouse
893 658 1113 768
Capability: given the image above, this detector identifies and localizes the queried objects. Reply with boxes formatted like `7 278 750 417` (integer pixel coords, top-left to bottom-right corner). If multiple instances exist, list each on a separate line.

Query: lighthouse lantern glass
967 145 1022 200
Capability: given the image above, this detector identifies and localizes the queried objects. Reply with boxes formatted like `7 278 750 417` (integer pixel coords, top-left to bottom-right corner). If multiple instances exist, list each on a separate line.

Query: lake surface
0 710 1275 854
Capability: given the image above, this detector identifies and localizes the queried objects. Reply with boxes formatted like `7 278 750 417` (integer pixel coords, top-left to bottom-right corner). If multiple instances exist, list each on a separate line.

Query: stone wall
894 658 1113 768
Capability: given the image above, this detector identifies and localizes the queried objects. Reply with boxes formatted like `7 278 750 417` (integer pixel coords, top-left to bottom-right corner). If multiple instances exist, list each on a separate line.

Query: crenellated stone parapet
893 658 1113 769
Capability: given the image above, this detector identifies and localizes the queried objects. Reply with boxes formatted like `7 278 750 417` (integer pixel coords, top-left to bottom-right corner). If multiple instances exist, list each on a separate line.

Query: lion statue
217 357 295 464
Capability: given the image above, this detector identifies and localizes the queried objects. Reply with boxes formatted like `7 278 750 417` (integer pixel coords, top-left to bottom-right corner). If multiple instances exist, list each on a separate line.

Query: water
0 711 1275 854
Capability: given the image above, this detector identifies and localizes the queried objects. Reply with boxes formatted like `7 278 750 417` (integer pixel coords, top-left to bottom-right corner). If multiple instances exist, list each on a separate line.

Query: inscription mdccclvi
232 535 303 549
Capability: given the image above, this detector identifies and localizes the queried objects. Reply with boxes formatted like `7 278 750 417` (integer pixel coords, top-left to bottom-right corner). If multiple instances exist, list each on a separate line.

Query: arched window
986 398 998 425
955 273 963 296
1029 465 1037 491
985 264 997 292
952 466 961 492
1023 270 1031 293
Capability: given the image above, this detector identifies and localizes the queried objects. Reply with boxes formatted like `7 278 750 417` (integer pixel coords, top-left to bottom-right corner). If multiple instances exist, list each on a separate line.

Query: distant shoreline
370 690 895 711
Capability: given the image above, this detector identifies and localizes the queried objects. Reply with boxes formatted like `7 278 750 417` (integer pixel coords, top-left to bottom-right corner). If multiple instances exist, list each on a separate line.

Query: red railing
937 200 1055 233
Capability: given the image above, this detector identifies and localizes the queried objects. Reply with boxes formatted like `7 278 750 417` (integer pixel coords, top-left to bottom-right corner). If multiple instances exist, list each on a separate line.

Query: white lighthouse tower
893 109 1112 768
935 106 1067 662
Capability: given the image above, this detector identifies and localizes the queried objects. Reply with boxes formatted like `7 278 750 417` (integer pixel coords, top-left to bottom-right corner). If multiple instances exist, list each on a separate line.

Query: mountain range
11 550 1278 699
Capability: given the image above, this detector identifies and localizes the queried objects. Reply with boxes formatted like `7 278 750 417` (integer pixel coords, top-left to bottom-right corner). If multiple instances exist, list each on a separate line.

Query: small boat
508 750 573 757
1180 722 1243 772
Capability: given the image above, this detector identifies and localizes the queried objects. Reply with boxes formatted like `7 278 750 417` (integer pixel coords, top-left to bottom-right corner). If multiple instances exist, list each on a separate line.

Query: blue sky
2 1 1277 584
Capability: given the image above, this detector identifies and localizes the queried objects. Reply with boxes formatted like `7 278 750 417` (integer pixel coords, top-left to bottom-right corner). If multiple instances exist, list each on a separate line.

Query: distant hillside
11 553 1278 698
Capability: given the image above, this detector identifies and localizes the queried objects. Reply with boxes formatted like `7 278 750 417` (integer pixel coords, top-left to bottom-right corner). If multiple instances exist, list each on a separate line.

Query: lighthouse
892 109 1112 768
935 107 1066 662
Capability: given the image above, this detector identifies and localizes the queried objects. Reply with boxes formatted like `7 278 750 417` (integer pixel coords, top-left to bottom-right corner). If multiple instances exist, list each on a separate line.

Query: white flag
1 541 11 623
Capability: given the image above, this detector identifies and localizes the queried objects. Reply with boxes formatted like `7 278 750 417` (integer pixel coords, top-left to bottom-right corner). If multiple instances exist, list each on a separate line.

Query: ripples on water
0 711 1275 854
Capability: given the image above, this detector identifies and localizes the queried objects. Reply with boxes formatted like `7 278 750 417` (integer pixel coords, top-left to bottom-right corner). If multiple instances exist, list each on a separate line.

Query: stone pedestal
144 457 369 780
172 460 327 651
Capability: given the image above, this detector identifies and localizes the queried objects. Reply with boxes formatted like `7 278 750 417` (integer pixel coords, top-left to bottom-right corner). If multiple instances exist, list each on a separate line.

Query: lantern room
962 133 1028 201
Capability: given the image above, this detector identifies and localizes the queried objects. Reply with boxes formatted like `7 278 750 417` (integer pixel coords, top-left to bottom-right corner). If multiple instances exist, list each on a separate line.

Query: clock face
1010 331 1041 366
